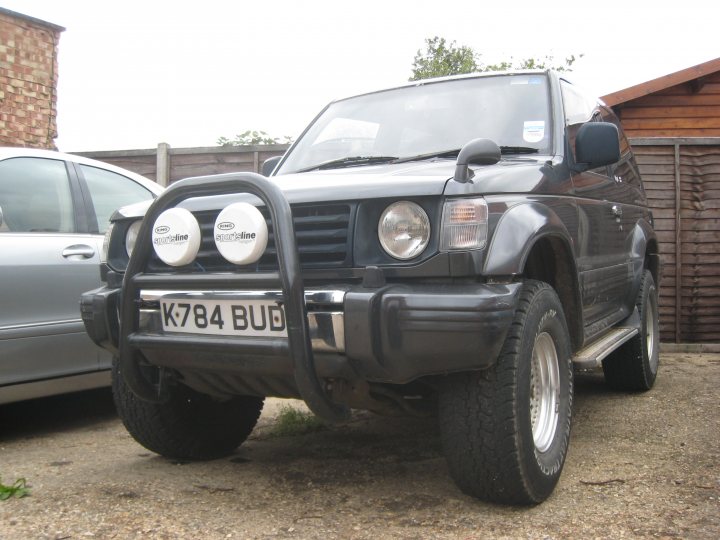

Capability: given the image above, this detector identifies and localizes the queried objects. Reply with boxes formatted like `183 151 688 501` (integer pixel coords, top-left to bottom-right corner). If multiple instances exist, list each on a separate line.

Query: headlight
101 223 114 264
440 197 488 251
378 201 430 260
125 220 143 257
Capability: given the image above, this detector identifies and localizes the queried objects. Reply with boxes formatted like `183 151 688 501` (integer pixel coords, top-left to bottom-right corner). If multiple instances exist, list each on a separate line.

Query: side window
560 80 609 175
600 106 642 189
561 80 596 126
79 165 154 233
0 157 75 233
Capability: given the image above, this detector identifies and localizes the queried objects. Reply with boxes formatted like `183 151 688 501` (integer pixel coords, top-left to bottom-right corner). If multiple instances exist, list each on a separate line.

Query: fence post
674 143 682 343
156 142 171 187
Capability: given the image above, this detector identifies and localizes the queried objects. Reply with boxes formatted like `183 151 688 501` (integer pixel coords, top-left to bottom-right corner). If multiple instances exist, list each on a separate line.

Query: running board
572 327 639 368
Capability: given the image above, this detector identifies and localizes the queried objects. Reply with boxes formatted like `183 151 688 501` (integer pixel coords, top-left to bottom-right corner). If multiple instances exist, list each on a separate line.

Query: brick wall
0 8 64 149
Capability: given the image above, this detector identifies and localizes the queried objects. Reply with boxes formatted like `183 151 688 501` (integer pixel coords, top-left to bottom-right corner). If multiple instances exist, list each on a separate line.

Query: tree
410 36 582 81
410 37 479 81
217 130 293 146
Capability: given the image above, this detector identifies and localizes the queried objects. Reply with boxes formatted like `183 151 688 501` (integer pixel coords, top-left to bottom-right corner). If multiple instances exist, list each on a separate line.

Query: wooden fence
78 143 290 187
631 138 720 343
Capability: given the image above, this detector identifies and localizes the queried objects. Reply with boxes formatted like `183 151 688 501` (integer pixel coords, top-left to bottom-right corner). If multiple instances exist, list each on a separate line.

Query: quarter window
80 165 153 233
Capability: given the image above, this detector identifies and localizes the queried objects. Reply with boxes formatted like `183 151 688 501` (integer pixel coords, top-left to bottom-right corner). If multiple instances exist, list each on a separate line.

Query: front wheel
439 280 573 505
112 359 264 460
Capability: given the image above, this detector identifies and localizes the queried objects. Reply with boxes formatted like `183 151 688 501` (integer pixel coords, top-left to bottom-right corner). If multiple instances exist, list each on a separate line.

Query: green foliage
271 405 325 437
410 37 479 81
484 53 583 73
217 130 293 147
0 477 30 500
410 36 583 81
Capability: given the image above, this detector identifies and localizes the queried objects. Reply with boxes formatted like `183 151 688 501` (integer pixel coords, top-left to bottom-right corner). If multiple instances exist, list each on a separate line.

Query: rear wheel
112 359 264 460
603 269 659 391
439 280 573 505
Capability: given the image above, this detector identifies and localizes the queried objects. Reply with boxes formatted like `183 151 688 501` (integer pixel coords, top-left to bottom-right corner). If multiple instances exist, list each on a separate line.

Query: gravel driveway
1 352 718 539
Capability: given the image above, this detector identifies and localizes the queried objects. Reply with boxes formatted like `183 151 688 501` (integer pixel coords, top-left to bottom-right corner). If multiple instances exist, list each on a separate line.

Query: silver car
0 148 162 404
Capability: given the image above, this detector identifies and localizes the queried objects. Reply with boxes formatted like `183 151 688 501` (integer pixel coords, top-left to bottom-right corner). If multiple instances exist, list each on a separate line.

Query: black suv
82 71 660 505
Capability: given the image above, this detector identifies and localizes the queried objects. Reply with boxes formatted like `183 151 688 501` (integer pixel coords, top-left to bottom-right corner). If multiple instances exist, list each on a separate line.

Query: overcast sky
5 0 718 152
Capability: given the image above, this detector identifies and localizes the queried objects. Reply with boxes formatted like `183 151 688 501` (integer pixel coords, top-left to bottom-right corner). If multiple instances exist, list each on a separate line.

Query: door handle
611 205 623 218
62 244 96 259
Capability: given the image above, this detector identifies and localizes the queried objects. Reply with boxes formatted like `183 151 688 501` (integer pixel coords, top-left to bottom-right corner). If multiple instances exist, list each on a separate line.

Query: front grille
147 203 354 273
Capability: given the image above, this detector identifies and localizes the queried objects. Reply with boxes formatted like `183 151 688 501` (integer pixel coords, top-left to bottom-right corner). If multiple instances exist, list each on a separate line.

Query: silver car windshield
278 74 552 174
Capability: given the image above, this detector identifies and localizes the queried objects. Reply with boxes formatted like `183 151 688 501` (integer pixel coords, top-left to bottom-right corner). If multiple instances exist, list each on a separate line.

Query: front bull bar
118 172 350 423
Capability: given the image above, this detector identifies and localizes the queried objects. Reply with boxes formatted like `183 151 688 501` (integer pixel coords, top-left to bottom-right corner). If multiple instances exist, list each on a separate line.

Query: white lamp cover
214 202 268 265
151 207 201 266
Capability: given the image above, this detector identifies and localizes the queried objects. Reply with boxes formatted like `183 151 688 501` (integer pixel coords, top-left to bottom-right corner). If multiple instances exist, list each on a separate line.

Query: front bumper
82 280 520 384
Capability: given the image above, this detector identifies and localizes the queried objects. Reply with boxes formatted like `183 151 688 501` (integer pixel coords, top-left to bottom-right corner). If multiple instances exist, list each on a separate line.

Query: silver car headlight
440 197 488 251
378 201 430 260
125 220 143 257
101 223 114 264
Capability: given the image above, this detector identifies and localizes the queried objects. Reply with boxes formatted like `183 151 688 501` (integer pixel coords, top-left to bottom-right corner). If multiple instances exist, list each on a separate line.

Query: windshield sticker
523 121 545 143
511 76 544 86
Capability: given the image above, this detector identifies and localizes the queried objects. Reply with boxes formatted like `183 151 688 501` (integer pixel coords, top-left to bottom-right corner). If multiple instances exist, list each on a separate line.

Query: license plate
160 298 287 337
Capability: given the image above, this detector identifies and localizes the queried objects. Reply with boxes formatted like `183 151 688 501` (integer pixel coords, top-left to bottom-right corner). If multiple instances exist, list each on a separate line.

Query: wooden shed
602 58 720 343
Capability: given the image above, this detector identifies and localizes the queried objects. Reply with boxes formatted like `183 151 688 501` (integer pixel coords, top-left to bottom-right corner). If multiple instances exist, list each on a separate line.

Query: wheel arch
521 236 583 352
483 202 583 351
629 218 661 300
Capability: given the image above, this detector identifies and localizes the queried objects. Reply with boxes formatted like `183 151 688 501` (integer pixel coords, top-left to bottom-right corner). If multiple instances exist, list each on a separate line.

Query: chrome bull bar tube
118 172 350 423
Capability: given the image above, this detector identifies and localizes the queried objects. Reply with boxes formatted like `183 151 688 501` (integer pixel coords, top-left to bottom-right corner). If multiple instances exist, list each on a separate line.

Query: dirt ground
1 352 718 539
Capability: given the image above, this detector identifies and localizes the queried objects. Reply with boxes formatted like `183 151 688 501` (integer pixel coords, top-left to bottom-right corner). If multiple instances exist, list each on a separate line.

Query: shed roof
0 7 65 33
601 57 720 107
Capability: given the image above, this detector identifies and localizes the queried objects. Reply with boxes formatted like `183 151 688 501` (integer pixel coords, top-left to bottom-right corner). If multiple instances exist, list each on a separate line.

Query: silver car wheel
646 289 659 375
530 332 560 453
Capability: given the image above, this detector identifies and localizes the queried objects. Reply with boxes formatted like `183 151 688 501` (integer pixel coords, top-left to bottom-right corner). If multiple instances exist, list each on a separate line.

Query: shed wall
617 73 720 138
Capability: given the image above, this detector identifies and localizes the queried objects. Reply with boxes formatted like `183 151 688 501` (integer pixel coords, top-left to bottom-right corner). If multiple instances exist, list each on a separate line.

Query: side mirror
574 122 620 169
453 138 501 183
262 156 283 177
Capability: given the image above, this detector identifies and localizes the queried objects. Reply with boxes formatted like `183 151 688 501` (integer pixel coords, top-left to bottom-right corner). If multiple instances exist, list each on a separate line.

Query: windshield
278 74 552 174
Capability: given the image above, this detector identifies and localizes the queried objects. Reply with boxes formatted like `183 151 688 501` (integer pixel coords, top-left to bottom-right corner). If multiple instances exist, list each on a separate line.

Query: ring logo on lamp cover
151 208 201 266
214 202 268 265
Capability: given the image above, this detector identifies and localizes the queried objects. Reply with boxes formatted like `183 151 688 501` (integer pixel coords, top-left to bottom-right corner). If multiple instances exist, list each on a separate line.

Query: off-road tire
602 269 659 391
112 360 264 460
439 280 573 505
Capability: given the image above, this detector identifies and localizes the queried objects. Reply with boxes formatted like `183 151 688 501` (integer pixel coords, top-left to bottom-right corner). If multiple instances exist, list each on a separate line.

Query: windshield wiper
392 149 461 164
395 146 539 164
296 155 398 173
499 146 540 154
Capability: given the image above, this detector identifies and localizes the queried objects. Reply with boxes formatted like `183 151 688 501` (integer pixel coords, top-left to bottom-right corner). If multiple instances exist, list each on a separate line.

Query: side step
572 327 638 368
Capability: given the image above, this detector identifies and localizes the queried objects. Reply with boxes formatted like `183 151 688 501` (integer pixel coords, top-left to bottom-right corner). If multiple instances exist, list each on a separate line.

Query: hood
116 158 554 218
176 157 553 213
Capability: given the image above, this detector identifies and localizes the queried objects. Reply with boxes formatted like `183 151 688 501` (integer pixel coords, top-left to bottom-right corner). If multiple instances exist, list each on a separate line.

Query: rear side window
0 157 75 233
80 165 153 233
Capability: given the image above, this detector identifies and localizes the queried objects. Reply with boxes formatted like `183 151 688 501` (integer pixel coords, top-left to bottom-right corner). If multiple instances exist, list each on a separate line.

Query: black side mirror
575 122 620 169
454 138 501 183
262 156 283 177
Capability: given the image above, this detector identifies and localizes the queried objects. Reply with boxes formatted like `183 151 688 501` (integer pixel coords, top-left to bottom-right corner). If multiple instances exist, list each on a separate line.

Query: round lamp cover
151 207 201 266
214 202 268 265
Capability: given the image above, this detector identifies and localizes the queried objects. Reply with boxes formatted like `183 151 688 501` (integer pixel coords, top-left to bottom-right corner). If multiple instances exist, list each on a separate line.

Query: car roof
0 147 163 195
331 69 552 104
